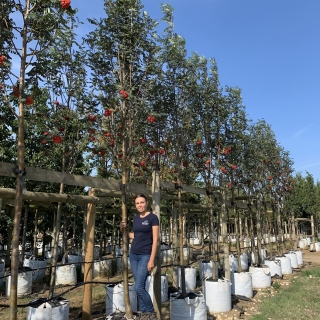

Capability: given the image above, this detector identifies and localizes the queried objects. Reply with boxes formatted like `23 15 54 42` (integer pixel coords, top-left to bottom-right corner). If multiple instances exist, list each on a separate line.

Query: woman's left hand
147 259 154 272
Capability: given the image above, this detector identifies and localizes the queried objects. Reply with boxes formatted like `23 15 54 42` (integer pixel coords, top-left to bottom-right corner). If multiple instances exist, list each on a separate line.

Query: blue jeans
129 252 154 312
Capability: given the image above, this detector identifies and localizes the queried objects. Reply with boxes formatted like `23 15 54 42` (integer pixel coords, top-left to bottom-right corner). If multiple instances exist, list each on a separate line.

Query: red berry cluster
0 55 6 66
61 0 71 9
120 89 128 99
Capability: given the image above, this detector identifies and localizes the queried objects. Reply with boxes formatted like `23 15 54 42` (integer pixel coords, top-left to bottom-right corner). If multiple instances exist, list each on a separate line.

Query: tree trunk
99 208 105 258
20 203 29 265
33 209 38 256
208 195 217 279
82 206 87 275
311 215 316 251
276 204 284 256
235 206 242 273
63 210 68 263
221 189 230 280
256 199 263 266
151 170 161 320
6 206 14 268
121 164 132 319
178 181 186 297
49 200 63 298
82 189 97 320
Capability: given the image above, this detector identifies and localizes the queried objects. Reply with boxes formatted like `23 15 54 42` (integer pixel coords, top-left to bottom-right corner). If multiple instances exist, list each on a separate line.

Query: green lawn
250 267 320 320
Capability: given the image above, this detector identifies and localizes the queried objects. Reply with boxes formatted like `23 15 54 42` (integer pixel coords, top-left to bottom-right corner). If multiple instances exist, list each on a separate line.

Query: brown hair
134 194 148 202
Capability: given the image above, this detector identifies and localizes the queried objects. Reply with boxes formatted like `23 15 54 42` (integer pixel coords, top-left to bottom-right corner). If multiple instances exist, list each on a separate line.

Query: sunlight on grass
250 267 320 320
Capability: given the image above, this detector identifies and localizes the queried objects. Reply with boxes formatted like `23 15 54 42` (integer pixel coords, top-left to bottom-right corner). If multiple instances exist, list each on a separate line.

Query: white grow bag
310 242 320 251
55 264 77 286
145 274 168 302
161 244 173 264
6 267 33 297
26 298 70 320
199 260 219 280
170 292 207 320
202 278 231 313
299 239 307 249
106 283 137 316
62 254 83 266
250 248 267 265
0 262 4 288
249 265 271 288
93 258 112 278
264 260 282 277
183 247 193 260
177 266 197 291
294 250 303 265
193 238 200 245
230 271 253 298
275 256 292 274
229 254 238 272
24 257 47 282
105 243 112 254
284 252 298 268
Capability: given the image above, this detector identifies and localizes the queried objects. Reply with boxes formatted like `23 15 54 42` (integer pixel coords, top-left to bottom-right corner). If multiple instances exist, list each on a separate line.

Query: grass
250 267 320 320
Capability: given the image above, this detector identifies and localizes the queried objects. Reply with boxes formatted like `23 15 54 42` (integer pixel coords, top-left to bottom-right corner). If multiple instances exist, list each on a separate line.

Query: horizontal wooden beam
0 188 114 205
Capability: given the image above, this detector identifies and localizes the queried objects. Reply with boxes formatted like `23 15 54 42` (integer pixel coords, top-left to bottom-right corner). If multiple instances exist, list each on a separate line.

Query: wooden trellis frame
0 160 295 319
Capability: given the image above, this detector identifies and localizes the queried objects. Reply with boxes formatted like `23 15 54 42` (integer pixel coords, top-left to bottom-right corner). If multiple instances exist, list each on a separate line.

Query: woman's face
135 197 148 213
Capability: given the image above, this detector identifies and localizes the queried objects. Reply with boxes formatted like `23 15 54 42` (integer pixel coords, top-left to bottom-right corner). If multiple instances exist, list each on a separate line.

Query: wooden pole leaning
82 188 97 320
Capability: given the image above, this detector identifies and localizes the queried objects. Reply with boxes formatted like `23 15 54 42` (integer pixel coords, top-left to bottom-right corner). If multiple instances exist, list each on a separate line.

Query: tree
85 0 158 317
0 1 76 318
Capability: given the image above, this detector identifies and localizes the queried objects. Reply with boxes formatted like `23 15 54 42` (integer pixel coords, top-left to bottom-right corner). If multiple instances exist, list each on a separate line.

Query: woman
120 194 159 313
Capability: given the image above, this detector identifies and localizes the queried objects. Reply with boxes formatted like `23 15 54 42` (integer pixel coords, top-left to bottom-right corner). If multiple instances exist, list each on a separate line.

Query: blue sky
75 0 320 182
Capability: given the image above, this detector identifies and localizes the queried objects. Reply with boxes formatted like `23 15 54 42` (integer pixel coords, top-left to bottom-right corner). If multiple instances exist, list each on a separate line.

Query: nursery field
1 248 320 320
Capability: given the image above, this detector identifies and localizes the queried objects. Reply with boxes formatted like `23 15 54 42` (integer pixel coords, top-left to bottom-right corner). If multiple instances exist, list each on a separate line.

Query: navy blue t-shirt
130 213 159 255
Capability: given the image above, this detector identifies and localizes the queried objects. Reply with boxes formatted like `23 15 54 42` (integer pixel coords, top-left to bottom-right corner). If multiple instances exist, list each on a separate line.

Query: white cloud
298 161 320 169
293 124 313 137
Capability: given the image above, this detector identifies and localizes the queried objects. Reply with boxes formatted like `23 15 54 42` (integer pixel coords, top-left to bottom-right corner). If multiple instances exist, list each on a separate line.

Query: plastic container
170 291 207 320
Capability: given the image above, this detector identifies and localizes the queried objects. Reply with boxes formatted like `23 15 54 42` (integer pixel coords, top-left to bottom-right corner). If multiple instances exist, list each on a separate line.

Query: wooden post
82 189 97 320
151 170 161 320
311 215 316 251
